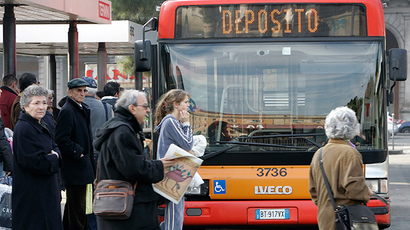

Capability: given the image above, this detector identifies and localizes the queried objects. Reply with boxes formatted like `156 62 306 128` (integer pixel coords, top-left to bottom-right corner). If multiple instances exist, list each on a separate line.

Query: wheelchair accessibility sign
213 180 226 194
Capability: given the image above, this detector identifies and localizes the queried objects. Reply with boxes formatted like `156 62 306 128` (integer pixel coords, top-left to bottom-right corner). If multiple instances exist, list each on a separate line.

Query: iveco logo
255 186 293 195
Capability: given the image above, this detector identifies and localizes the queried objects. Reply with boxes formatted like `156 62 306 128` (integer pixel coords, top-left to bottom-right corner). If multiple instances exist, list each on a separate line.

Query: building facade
384 0 410 120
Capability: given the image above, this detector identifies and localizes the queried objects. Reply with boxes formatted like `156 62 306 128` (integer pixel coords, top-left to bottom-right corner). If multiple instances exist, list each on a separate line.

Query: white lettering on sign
254 186 293 195
99 1 111 20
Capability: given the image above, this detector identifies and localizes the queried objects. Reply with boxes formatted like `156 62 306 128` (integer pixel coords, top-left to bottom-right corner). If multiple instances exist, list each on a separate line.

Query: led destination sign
175 4 366 38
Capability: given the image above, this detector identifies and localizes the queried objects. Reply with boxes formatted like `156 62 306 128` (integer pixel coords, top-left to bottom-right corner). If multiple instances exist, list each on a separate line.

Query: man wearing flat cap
55 78 95 230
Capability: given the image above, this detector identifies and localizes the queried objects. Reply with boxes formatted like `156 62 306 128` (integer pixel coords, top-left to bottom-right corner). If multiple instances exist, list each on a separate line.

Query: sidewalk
389 133 410 154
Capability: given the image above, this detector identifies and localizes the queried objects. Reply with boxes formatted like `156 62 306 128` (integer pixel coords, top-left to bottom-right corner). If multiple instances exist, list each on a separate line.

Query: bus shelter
0 0 110 83
0 20 157 102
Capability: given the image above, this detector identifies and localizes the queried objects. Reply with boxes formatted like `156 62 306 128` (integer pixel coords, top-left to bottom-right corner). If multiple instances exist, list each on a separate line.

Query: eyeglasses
74 88 88 93
134 104 150 109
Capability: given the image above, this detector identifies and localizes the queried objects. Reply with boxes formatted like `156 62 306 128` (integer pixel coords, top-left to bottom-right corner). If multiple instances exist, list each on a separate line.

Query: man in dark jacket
101 81 120 110
55 78 95 230
0 74 18 129
94 90 173 230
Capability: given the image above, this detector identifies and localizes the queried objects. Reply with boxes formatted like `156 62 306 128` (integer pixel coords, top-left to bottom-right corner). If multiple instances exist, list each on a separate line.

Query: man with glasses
55 78 95 230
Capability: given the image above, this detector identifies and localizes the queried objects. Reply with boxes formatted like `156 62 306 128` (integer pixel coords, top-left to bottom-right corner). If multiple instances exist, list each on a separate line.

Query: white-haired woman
308 106 372 230
12 84 62 230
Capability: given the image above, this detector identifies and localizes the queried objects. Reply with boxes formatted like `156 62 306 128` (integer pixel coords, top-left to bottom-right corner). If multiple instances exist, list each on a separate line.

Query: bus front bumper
182 199 390 227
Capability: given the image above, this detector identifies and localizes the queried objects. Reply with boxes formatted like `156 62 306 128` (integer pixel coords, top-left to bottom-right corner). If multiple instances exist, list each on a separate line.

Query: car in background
399 121 410 133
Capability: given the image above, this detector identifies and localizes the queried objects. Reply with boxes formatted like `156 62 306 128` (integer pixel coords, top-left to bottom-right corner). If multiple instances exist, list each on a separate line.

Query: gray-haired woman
12 84 63 230
94 90 173 230
308 106 372 230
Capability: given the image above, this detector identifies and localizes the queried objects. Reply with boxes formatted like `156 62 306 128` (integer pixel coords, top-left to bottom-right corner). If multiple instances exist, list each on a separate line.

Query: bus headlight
366 179 388 194
185 180 209 196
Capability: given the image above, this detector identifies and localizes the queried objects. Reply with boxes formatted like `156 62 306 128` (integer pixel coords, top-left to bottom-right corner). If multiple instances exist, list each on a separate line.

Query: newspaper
153 144 203 204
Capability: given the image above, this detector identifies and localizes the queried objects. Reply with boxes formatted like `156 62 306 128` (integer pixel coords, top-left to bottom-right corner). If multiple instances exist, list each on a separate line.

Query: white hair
115 90 146 110
20 85 49 110
86 87 97 96
325 106 360 140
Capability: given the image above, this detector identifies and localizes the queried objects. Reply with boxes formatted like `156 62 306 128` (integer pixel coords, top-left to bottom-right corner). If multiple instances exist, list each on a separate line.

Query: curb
389 150 404 154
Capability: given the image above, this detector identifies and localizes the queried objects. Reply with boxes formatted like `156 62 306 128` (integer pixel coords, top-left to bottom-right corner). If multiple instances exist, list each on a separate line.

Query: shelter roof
0 0 111 24
0 21 158 56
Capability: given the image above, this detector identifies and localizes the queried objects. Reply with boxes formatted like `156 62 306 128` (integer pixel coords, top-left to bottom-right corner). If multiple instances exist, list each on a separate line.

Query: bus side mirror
135 40 151 72
389 48 407 81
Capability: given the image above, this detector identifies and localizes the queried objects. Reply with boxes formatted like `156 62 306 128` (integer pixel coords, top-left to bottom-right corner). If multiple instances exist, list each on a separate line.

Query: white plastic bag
187 135 206 189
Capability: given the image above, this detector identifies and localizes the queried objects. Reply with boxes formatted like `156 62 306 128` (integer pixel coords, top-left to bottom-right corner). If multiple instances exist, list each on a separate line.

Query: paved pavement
388 133 410 230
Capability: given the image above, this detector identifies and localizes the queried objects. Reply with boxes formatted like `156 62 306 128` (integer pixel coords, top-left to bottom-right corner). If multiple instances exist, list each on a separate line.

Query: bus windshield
161 41 384 155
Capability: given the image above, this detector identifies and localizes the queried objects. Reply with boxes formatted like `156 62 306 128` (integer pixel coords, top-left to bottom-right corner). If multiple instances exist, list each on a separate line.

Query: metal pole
50 55 57 108
3 5 16 77
97 42 107 90
134 72 143 90
392 113 395 150
68 21 79 80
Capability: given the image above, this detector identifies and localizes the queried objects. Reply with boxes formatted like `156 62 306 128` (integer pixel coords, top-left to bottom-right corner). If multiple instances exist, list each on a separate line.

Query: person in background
154 89 194 230
81 76 112 230
55 78 95 230
0 87 13 177
45 89 65 195
81 76 112 164
0 74 18 129
42 89 59 139
94 90 174 230
207 121 231 144
309 106 373 230
95 90 104 100
101 81 120 110
10 72 38 130
12 85 62 230
119 87 125 97
47 89 60 120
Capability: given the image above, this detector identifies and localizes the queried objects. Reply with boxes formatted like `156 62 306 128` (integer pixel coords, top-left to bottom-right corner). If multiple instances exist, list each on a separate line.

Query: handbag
318 148 378 230
93 166 138 219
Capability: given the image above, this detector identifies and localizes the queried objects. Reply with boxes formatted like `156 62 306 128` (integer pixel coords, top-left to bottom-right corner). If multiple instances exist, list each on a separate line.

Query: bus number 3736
256 168 287 177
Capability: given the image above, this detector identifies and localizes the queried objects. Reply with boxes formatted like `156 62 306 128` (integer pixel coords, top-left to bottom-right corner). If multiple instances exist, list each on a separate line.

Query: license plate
255 209 290 220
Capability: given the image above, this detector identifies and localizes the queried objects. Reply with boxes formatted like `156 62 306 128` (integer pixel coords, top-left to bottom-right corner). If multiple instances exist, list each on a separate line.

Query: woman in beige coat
309 106 372 230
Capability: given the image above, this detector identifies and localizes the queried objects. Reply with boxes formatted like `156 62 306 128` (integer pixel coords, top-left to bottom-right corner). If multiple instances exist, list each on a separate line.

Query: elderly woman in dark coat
309 106 372 230
94 90 173 230
12 85 63 230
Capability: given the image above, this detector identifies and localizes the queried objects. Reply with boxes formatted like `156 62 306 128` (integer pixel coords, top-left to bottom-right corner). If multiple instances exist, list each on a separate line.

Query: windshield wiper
237 133 324 148
201 144 245 160
202 141 309 160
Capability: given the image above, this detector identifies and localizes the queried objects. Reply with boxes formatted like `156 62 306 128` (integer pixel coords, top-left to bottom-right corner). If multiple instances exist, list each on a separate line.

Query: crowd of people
0 73 176 230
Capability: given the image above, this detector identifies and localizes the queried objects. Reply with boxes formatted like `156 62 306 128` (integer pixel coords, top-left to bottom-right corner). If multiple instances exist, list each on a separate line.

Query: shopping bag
0 176 12 229
86 183 93 215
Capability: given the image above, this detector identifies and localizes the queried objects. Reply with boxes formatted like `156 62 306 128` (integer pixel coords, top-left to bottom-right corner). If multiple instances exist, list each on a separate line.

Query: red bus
136 0 407 228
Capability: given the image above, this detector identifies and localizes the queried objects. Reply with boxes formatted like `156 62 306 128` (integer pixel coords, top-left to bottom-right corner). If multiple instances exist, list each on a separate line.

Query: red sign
98 1 111 20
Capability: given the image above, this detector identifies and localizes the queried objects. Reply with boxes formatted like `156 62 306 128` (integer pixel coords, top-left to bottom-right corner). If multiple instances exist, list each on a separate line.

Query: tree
111 0 161 24
112 1 162 74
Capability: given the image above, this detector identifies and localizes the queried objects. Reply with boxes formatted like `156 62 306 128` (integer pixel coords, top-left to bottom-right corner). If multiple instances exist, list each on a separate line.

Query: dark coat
0 117 12 172
43 110 56 140
55 96 95 185
12 112 63 230
0 86 17 129
94 107 164 230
